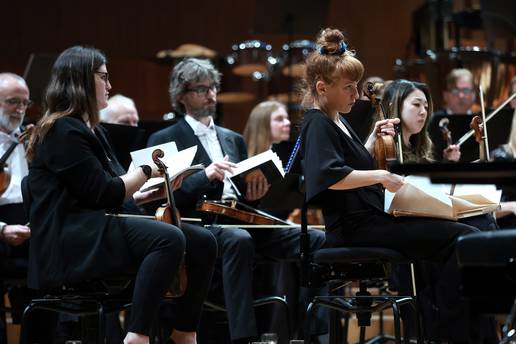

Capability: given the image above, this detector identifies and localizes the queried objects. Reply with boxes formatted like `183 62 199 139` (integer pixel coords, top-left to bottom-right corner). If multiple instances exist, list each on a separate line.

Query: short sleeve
301 110 354 202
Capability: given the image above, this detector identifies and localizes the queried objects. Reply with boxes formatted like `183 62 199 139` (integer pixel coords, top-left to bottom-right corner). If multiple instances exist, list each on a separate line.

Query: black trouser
122 218 217 335
326 211 490 342
207 226 326 341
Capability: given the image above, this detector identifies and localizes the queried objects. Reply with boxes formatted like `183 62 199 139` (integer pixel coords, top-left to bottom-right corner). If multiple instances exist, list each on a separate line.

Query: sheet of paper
130 141 178 168
385 175 451 212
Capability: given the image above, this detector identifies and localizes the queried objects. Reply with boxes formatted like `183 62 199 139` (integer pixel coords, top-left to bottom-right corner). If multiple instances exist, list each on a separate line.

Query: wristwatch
140 165 152 180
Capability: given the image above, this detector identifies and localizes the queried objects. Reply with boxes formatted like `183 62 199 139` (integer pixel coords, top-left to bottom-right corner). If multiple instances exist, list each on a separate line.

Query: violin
470 116 487 161
152 149 187 297
438 117 453 148
0 125 34 197
197 199 290 225
364 82 400 169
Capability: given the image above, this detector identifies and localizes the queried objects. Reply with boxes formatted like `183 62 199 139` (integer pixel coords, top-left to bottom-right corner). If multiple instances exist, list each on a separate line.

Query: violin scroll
152 149 166 174
470 116 486 161
438 117 453 147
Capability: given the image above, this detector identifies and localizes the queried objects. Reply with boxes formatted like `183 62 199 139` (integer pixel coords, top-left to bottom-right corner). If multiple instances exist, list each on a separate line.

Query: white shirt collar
184 114 215 136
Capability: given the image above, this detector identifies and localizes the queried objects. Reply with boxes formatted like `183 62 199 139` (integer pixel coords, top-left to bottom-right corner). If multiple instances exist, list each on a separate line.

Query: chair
20 176 133 343
21 280 132 343
299 204 422 344
456 229 516 343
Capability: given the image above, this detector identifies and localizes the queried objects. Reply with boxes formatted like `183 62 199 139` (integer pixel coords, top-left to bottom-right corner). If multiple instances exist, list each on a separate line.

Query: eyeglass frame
184 84 219 96
95 71 110 83
449 87 475 95
0 97 33 109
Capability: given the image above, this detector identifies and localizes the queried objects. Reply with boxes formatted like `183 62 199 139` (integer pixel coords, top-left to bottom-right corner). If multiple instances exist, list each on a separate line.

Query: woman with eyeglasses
25 46 217 344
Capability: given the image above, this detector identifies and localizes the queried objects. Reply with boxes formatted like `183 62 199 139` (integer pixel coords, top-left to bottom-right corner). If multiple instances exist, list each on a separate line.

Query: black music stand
23 53 58 106
428 109 513 162
259 142 305 213
344 99 375 144
100 121 173 170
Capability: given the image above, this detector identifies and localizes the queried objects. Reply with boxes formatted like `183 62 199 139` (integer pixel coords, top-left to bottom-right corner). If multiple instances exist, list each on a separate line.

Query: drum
228 40 273 77
280 40 317 78
217 56 257 104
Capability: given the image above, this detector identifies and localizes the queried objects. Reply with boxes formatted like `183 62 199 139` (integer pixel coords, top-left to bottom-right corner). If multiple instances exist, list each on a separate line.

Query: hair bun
317 28 347 55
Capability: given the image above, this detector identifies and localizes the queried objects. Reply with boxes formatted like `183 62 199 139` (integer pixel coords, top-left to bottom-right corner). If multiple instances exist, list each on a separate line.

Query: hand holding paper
385 175 501 220
130 144 204 192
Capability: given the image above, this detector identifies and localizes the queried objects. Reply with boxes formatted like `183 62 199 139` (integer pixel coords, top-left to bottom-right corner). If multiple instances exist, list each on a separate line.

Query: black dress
300 109 491 342
300 109 476 258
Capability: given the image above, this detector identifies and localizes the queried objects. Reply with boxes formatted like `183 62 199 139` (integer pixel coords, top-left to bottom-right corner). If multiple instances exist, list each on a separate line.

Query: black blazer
147 117 248 216
27 116 134 289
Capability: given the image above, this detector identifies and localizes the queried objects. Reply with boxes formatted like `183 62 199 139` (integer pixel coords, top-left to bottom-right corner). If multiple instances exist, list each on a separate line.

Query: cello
152 148 187 297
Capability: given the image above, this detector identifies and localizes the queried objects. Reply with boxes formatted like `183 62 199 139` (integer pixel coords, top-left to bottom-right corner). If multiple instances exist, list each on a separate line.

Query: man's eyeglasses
450 88 474 95
95 71 110 83
0 98 33 108
185 85 218 96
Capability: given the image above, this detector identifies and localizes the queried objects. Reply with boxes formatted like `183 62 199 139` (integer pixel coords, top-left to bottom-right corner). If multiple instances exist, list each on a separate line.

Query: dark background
1 0 425 133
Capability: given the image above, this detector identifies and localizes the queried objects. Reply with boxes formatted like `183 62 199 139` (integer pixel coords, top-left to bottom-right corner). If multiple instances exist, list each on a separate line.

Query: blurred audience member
100 94 139 126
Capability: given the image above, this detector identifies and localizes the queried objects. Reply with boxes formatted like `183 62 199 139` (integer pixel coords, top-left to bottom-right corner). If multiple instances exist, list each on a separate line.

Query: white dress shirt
0 130 28 206
184 115 237 200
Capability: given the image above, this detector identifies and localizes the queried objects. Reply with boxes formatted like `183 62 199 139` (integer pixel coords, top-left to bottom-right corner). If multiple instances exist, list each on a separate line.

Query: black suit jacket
147 117 248 217
27 116 135 289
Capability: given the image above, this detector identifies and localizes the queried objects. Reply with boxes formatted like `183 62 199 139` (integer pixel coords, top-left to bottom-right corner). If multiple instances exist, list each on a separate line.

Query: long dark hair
27 46 106 160
381 79 434 162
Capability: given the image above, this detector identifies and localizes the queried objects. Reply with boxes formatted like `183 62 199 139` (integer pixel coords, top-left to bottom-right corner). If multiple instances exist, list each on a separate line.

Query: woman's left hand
373 118 399 138
365 118 400 154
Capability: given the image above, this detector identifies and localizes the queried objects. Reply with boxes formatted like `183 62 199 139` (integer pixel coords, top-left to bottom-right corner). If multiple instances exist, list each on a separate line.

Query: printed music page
130 145 203 192
385 175 500 220
130 141 178 167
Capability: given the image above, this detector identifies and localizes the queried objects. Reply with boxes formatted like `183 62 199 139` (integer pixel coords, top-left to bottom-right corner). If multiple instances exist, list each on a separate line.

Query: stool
20 279 132 344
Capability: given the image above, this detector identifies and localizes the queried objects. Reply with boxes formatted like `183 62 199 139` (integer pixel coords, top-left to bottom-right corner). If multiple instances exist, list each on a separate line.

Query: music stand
258 141 304 213
344 99 375 144
428 109 513 162
100 123 146 170
100 121 174 170
23 53 57 106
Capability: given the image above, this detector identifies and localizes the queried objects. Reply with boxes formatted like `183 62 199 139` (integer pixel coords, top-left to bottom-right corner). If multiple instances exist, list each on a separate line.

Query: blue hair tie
319 41 348 56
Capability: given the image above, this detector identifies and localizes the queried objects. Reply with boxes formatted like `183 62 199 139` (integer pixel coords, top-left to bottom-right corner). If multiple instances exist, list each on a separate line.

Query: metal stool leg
391 301 402 344
97 302 105 344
